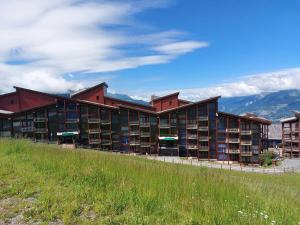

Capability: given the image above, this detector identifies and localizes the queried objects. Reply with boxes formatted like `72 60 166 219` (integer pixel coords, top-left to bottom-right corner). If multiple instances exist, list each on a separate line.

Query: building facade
281 112 300 158
0 83 271 163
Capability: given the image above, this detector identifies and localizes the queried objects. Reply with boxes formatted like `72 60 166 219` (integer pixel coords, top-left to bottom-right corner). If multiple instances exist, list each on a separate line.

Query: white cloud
0 0 206 93
130 68 300 101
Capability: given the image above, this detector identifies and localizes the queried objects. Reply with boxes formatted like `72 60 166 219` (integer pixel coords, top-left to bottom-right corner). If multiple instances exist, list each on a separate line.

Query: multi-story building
281 112 300 158
0 82 271 163
217 112 270 164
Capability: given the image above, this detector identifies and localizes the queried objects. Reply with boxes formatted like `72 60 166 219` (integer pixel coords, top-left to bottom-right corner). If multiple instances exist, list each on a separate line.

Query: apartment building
0 82 271 163
281 112 300 158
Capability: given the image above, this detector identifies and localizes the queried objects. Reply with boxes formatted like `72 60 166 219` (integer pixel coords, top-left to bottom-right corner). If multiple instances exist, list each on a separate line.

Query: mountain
106 93 150 106
219 89 300 122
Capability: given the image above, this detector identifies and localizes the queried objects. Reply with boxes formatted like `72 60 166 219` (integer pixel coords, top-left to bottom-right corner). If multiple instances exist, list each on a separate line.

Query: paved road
143 156 299 174
279 158 300 170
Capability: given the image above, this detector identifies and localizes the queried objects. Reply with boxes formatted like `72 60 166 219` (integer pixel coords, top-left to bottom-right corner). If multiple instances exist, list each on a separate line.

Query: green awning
158 136 178 141
57 131 79 137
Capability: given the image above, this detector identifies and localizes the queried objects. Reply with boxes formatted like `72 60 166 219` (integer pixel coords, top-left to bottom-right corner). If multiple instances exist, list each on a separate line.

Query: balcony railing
33 117 48 123
199 136 209 142
226 128 240 133
187 145 198 150
241 130 252 135
129 131 140 136
198 126 208 131
187 134 197 139
101 120 111 125
88 129 100 134
140 122 150 127
198 116 208 121
35 128 48 133
140 142 151 148
65 118 79 123
129 121 139 126
130 141 140 146
102 140 112 145
226 149 240 154
240 151 253 157
21 127 36 132
159 123 170 128
187 124 198 129
101 131 111 136
226 138 240 143
199 146 209 151
88 118 100 123
89 139 101 144
240 140 252 145
140 132 150 137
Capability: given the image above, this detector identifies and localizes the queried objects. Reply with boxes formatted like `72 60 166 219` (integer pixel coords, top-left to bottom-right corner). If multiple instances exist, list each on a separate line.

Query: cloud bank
131 68 300 101
0 0 207 93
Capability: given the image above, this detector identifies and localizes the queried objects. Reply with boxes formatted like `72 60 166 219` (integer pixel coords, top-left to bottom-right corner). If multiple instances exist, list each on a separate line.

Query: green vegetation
259 152 276 167
0 139 299 225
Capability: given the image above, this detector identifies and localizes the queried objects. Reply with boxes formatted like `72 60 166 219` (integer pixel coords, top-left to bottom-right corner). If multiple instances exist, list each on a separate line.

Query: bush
259 151 275 166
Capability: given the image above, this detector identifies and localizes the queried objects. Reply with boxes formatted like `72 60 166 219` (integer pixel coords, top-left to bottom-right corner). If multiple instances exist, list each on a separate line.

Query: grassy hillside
0 139 299 225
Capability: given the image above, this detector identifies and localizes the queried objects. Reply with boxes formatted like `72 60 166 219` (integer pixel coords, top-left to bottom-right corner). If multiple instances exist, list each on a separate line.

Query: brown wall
0 92 20 112
72 85 106 104
152 94 179 111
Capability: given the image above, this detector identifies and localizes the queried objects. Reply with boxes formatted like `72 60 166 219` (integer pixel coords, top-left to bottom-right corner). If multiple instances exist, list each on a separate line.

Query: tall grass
0 138 299 225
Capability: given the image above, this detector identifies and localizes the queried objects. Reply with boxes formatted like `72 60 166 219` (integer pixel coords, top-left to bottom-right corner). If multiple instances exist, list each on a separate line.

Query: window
10 100 14 104
169 101 172 105
96 96 99 101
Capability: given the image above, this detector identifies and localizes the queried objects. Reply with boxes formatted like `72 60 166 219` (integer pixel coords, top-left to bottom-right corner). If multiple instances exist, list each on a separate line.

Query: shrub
259 151 275 166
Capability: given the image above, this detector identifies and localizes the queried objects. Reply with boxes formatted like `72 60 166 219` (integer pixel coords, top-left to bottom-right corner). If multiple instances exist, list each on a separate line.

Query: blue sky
1 0 300 100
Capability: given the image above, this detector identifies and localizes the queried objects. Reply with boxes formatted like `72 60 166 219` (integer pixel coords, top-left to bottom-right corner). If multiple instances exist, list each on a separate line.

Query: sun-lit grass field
0 139 299 225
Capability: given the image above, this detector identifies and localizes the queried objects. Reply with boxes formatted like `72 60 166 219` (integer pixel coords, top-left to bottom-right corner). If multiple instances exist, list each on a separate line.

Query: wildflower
264 215 268 219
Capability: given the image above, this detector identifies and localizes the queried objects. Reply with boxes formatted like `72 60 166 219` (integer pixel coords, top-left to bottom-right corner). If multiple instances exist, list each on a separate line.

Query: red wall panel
72 86 105 104
0 92 20 112
17 89 57 111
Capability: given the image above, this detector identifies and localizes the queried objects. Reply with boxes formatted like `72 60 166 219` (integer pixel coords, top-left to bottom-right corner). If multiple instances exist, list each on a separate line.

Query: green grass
0 139 299 225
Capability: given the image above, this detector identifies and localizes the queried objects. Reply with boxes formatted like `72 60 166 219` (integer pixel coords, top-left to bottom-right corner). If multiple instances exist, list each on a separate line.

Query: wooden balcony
240 151 253 157
187 124 198 129
187 134 197 139
21 127 36 133
140 142 151 148
129 121 139 126
88 118 100 124
240 130 252 135
101 131 111 136
187 145 198 150
226 138 240 143
101 120 111 125
129 131 140 136
140 122 150 127
240 140 252 145
159 124 170 129
198 126 208 131
33 117 48 123
198 116 208 121
88 129 100 134
65 118 79 123
226 128 240 133
89 139 101 145
35 128 48 133
199 136 209 142
199 146 209 151
140 132 150 137
226 149 240 154
130 141 140 146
